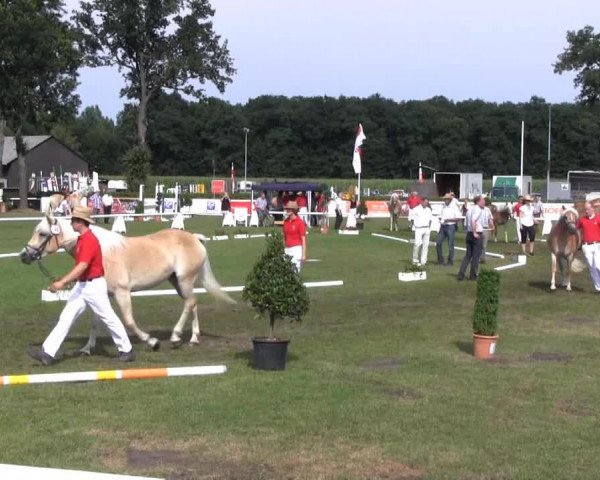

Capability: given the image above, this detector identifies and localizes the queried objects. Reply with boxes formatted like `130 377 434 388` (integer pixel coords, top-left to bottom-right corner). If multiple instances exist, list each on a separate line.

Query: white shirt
411 204 432 228
519 203 535 227
466 206 488 233
440 202 462 225
102 194 113 207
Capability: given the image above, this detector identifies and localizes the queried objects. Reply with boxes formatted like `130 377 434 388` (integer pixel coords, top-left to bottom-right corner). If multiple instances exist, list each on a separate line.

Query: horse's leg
550 253 557 290
80 314 101 355
114 289 160 350
168 275 199 345
389 213 392 232
565 257 572 291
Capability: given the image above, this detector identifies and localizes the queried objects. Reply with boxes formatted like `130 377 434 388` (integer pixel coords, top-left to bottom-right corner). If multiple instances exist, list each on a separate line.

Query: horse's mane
90 225 126 254
562 207 579 218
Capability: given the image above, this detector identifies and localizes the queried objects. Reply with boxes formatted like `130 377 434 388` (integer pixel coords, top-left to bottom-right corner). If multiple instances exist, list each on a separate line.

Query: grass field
0 214 599 479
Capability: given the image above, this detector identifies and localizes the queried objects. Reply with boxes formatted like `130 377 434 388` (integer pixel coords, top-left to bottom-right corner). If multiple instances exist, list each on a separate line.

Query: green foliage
134 201 144 214
402 262 426 273
181 192 193 207
75 0 235 145
124 145 152 193
554 25 600 104
472 269 501 336
356 200 368 217
242 232 309 338
0 0 81 207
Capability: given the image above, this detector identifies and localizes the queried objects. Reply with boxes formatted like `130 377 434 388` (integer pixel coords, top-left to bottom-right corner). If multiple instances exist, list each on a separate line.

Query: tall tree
75 0 235 146
0 0 81 208
554 25 600 104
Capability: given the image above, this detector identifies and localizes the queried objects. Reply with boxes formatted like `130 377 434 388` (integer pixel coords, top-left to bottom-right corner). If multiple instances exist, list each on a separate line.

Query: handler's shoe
27 346 55 366
115 350 136 362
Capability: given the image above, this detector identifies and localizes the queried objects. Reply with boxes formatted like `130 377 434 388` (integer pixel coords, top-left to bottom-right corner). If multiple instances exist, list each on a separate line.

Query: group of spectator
407 191 545 281
54 188 115 225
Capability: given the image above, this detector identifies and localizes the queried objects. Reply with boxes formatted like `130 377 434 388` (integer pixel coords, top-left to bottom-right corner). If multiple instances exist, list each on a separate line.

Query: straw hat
442 193 454 200
284 201 299 211
71 206 95 224
523 194 533 202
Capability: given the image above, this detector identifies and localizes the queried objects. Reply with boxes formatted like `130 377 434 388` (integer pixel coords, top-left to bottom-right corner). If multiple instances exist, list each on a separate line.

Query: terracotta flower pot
472 333 499 360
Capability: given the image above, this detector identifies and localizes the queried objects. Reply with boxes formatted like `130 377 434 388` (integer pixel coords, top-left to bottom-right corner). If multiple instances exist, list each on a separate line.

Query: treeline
46 93 600 179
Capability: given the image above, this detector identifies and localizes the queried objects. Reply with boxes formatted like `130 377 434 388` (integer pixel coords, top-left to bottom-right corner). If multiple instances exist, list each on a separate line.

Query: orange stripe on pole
0 377 4 386
121 368 168 380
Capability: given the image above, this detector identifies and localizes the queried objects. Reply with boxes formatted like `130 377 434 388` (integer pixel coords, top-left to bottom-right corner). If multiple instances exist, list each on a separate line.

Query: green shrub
242 231 309 339
472 269 501 336
124 145 151 192
134 201 144 214
356 200 368 218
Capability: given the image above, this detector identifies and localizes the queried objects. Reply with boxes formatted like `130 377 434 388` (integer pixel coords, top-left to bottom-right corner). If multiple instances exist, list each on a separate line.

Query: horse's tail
571 257 586 274
199 256 236 304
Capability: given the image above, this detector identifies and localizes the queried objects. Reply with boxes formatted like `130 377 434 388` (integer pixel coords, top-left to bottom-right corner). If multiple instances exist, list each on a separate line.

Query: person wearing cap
283 201 306 273
27 206 135 365
480 197 495 263
436 193 462 265
458 195 486 281
410 197 432 266
577 202 600 291
518 195 537 256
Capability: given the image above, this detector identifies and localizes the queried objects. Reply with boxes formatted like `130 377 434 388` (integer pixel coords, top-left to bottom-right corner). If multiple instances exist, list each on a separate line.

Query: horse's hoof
188 341 200 347
170 339 182 349
147 337 160 351
550 285 556 291
79 349 91 357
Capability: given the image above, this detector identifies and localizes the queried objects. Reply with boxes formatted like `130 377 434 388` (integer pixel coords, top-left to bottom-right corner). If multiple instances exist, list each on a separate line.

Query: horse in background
388 192 402 231
489 203 511 242
45 190 86 216
547 207 585 291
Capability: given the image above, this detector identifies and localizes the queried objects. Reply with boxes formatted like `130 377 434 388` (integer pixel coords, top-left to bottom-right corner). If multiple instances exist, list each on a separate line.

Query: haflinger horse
46 190 86 215
388 192 402 231
489 203 511 242
547 207 585 291
20 214 235 352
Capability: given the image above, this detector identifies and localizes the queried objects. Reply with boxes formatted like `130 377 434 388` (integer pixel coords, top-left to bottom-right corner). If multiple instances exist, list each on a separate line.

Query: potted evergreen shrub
242 232 310 370
133 201 144 222
356 200 368 230
398 261 427 282
472 269 501 359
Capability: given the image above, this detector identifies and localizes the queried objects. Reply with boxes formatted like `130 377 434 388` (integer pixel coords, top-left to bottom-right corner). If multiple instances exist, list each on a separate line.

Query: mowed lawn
0 214 599 480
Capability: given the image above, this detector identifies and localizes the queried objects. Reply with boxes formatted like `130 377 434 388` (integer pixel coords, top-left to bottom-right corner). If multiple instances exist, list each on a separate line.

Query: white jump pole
1 365 226 387
520 120 525 195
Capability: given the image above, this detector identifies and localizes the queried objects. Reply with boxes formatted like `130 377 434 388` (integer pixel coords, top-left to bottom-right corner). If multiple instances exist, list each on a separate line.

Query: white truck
433 172 482 199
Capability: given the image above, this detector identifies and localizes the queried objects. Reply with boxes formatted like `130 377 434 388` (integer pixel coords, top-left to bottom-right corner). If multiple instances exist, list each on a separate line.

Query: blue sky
65 0 599 119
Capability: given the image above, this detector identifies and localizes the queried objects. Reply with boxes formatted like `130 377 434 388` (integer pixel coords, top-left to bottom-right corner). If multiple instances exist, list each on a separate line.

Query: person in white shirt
410 197 433 266
458 195 486 280
519 194 537 255
436 193 462 265
101 190 114 225
480 198 495 263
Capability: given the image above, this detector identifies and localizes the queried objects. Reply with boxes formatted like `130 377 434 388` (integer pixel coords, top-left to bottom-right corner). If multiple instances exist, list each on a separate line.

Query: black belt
81 277 102 282
583 241 600 245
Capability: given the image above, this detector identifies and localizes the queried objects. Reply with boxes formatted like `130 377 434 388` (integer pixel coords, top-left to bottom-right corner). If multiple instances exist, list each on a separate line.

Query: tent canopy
251 182 322 192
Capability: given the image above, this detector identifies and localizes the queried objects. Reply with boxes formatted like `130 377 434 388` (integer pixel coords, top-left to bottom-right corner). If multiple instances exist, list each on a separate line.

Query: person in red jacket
282 201 306 273
407 191 421 210
577 202 600 291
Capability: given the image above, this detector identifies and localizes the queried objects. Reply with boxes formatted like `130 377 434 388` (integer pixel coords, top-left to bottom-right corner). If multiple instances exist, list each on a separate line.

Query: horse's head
19 214 78 264
562 208 579 234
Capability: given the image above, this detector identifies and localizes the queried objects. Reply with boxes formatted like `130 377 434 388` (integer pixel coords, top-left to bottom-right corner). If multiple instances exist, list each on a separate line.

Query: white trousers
43 277 132 357
413 227 431 265
582 243 600 291
284 245 303 273
299 207 309 226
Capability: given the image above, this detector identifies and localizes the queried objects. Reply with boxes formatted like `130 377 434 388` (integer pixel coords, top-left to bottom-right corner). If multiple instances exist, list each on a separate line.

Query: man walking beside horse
436 193 462 266
578 202 600 292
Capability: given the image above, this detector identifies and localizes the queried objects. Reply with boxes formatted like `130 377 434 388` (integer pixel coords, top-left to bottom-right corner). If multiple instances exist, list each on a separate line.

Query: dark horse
547 207 584 291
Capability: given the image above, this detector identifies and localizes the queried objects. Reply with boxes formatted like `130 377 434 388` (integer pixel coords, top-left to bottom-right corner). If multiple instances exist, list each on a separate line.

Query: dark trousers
334 210 343 230
459 232 484 278
103 205 112 224
436 224 456 264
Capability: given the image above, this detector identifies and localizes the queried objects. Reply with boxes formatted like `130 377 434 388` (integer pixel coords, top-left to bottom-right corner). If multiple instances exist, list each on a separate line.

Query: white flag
352 123 366 174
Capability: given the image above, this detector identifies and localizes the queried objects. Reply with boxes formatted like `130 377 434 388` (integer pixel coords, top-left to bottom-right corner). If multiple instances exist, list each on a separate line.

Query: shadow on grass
528 280 584 293
454 340 473 355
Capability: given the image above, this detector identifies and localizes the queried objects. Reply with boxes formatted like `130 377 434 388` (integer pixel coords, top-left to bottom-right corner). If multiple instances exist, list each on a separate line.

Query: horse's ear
45 213 57 225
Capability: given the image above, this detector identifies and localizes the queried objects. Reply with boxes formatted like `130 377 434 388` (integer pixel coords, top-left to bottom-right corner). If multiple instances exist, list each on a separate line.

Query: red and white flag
352 123 366 175
418 162 424 183
230 162 235 193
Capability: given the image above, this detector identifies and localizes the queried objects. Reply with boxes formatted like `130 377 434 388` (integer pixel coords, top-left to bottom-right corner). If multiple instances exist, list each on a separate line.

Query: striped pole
1 365 226 387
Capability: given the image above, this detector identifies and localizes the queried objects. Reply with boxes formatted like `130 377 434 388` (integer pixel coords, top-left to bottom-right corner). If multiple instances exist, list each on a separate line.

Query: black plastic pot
252 337 290 370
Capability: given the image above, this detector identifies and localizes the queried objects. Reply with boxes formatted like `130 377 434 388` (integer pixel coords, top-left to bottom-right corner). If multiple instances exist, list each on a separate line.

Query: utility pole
546 105 552 201
243 127 250 188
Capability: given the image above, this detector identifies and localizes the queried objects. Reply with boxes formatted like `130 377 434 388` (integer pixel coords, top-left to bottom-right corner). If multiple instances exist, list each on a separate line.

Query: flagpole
357 173 361 204
520 121 525 195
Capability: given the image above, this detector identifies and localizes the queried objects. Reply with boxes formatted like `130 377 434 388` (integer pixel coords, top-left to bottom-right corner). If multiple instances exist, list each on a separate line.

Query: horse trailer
432 172 482 199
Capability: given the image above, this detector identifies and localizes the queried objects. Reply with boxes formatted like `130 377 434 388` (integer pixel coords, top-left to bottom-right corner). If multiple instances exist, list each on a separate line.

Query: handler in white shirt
436 193 462 265
410 197 433 266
